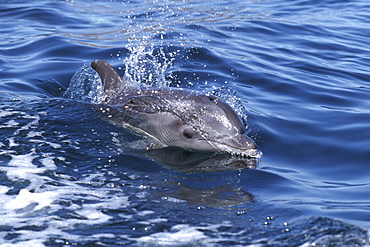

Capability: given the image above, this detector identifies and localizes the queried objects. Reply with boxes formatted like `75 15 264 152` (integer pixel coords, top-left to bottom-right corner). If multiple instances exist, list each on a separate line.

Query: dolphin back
91 59 124 102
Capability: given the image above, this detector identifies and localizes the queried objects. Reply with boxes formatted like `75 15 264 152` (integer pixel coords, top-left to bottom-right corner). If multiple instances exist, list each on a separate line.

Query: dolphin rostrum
91 59 258 157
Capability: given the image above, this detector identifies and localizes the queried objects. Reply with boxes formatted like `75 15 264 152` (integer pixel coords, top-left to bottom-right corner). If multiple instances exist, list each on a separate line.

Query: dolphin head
157 93 257 156
91 59 258 157
120 91 257 156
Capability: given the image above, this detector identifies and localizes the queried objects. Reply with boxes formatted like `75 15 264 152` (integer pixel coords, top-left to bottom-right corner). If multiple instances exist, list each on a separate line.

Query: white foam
77 208 112 221
0 140 131 245
162 196 187 203
39 156 57 170
137 224 209 246
1 119 19 128
13 115 39 135
5 152 51 187
26 130 44 138
0 186 9 194
138 218 168 225
7 137 18 147
0 239 45 247
0 109 17 118
5 189 58 211
137 210 155 216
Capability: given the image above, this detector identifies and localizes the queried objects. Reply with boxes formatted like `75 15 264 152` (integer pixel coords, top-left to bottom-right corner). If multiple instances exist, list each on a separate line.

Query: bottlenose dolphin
91 59 257 157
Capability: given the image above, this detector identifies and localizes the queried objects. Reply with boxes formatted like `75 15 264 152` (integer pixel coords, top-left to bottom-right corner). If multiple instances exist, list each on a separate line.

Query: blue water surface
1 0 370 246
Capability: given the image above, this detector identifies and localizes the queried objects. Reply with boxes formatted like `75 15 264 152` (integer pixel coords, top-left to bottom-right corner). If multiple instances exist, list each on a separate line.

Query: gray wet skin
91 59 256 156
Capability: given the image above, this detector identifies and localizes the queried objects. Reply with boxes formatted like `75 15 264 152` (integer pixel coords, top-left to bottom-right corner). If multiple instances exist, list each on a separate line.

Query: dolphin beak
231 134 256 150
210 134 257 157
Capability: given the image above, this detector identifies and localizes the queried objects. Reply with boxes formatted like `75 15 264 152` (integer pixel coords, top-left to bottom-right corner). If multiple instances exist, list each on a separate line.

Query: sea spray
63 64 103 104
123 44 175 88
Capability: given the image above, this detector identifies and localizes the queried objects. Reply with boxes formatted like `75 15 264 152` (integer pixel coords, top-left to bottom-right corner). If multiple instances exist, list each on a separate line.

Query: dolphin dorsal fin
91 59 124 102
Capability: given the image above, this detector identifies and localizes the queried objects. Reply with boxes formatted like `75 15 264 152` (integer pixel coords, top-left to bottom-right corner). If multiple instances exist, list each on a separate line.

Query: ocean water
1 0 370 246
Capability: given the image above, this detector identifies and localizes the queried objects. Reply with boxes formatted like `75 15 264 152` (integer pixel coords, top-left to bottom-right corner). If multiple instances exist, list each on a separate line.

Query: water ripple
1 0 370 245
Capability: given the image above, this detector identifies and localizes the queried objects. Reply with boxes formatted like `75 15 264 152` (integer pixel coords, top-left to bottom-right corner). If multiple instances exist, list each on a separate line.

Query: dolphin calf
91 59 257 157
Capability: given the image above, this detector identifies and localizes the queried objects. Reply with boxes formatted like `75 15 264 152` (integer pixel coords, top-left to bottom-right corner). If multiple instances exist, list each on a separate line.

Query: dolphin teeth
230 149 262 159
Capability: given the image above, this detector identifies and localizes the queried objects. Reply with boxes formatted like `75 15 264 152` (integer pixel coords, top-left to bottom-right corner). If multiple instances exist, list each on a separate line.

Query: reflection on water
130 147 256 209
165 179 254 209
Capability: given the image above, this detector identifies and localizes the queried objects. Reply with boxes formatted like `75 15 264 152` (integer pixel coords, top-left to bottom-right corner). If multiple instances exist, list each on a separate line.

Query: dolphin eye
183 129 193 139
208 95 218 102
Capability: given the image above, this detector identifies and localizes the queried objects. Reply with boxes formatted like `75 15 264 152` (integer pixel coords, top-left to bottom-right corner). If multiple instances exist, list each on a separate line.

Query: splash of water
63 63 103 104
63 45 175 104
123 44 174 88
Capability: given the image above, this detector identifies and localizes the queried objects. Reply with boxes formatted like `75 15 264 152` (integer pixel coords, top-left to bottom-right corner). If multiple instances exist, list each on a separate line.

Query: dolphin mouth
204 138 262 158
